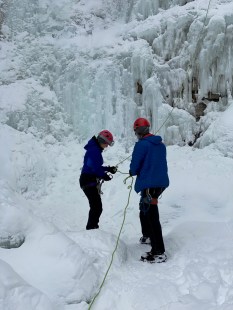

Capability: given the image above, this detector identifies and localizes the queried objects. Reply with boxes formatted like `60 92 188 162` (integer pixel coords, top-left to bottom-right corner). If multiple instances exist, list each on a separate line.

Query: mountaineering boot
140 251 167 263
139 236 151 244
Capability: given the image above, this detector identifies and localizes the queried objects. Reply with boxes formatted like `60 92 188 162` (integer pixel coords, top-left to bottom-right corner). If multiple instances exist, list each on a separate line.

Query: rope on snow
88 174 134 310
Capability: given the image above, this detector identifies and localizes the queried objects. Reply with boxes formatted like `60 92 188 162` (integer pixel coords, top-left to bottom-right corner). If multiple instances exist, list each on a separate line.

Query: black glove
103 174 112 181
108 166 117 174
129 170 133 176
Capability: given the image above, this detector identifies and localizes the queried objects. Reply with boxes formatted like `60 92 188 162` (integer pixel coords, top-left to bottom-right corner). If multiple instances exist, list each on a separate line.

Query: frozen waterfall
1 0 233 150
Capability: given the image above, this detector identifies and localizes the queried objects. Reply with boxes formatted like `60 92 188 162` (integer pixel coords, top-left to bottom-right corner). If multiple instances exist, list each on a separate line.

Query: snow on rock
0 79 70 140
0 124 50 196
198 100 233 157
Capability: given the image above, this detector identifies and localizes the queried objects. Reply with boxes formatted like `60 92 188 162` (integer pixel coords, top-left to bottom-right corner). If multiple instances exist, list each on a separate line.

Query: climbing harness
98 173 114 194
81 174 115 195
145 189 158 205
81 178 104 195
97 179 104 195
139 189 159 214
81 182 97 190
88 175 134 310
139 198 150 214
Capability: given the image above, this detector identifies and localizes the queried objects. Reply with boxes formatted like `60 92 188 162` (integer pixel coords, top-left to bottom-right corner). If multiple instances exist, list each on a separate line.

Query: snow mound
0 259 55 310
199 101 233 157
0 179 128 308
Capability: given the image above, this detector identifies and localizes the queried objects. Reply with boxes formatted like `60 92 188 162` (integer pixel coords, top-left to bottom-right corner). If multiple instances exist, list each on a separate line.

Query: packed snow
1 0 233 309
1 132 233 309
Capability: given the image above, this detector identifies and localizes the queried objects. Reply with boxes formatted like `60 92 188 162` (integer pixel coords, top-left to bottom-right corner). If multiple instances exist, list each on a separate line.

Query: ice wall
1 0 233 149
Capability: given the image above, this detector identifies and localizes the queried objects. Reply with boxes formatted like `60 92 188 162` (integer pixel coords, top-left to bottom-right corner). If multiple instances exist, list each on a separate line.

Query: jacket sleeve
86 150 106 178
103 166 110 172
130 141 147 176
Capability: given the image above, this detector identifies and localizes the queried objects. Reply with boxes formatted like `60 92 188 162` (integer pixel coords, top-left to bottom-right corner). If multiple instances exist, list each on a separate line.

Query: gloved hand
103 173 112 181
129 170 132 176
108 166 118 174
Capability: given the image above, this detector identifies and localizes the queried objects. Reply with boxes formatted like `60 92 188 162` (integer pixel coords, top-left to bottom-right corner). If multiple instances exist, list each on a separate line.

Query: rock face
0 234 25 249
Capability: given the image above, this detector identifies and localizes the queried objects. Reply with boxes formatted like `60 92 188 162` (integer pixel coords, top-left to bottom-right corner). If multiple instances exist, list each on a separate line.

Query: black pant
80 174 102 230
140 187 165 254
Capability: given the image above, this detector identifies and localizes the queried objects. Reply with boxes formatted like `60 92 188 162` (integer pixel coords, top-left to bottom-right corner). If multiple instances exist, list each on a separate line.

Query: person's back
130 134 169 193
81 136 105 178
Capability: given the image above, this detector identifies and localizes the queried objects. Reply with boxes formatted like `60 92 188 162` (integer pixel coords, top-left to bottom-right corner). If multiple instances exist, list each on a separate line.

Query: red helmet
133 118 150 129
97 130 114 146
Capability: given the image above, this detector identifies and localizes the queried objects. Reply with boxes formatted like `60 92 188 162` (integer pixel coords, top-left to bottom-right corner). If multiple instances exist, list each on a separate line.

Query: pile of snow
198 99 233 157
0 178 126 309
0 258 54 310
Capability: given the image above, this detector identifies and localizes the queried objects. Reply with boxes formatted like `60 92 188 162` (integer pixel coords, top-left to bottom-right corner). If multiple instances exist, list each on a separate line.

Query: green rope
116 169 129 175
116 155 132 167
88 175 134 310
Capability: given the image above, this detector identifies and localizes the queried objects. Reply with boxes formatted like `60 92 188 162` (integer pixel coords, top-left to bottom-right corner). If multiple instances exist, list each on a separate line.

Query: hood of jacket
142 134 162 145
84 136 102 152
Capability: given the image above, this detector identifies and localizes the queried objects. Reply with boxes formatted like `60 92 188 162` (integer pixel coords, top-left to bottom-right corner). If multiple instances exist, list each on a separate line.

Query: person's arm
104 166 117 174
130 141 147 176
86 151 106 178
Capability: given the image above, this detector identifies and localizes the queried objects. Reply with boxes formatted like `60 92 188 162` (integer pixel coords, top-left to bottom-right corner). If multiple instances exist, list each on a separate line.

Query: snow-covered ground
1 129 233 309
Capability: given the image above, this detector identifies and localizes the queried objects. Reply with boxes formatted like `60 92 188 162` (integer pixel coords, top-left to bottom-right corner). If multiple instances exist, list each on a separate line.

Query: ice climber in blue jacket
129 118 169 263
80 130 117 230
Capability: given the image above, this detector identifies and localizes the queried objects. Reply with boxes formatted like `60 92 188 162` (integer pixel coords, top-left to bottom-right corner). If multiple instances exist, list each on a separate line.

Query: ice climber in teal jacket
129 117 169 263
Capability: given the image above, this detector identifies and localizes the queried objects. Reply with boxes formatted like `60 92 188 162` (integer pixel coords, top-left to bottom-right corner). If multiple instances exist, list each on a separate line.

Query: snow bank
0 259 55 310
0 180 110 308
198 101 233 157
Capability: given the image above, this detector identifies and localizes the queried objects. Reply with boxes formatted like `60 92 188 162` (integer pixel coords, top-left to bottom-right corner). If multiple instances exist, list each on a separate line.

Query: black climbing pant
80 173 103 230
140 187 166 254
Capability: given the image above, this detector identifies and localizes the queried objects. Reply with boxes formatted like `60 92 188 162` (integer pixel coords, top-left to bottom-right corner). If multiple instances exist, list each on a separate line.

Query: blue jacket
130 134 169 193
81 136 108 178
